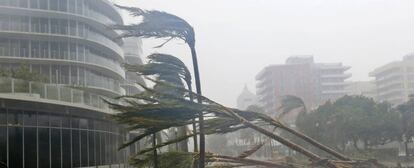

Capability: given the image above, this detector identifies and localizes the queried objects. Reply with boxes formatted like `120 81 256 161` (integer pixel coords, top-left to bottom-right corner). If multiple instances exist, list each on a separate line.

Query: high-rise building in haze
256 56 351 114
370 54 414 105
0 1 144 167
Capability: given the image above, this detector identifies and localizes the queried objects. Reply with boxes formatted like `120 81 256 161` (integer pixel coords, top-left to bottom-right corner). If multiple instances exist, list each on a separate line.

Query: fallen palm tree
108 79 385 168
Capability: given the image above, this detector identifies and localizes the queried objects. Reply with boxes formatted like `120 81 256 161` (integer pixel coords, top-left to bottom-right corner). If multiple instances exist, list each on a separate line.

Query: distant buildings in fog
369 54 414 105
255 55 351 114
243 53 414 116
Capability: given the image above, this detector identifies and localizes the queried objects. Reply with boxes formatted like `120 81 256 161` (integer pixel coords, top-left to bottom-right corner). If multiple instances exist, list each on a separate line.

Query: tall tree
125 53 193 153
113 6 206 167
397 94 414 157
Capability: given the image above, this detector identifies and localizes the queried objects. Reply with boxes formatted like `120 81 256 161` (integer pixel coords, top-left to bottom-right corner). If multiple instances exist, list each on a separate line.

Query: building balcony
320 73 351 79
0 77 116 113
0 30 124 61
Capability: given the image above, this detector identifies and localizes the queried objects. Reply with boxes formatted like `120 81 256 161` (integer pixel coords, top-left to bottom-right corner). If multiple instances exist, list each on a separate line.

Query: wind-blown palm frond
277 95 307 119
113 5 195 46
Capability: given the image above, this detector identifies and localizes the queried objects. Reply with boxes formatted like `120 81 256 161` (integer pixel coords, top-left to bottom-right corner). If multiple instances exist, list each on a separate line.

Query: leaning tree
112 6 207 167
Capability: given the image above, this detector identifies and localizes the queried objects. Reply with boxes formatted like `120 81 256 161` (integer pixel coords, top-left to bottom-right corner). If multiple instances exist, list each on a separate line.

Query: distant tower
236 85 258 110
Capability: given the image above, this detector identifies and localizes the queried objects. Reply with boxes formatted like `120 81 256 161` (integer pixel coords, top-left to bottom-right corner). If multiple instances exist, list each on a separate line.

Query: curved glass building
0 0 144 167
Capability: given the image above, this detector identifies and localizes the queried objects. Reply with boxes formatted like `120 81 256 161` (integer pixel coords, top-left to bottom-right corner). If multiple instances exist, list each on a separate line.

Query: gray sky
115 0 414 107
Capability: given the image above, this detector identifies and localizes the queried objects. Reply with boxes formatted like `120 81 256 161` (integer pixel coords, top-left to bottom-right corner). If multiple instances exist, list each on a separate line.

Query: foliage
296 95 401 151
0 63 47 82
278 95 307 118
113 5 195 47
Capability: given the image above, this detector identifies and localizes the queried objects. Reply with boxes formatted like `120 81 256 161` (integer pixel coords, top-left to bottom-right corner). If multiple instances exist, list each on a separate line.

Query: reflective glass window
88 131 95 166
50 114 61 127
23 110 37 126
30 41 40 58
79 118 88 129
72 130 80 167
50 0 58 11
51 129 62 168
58 0 67 12
9 127 23 168
0 108 6 125
76 0 83 15
80 130 88 166
0 0 8 6
38 0 47 9
95 132 101 165
30 0 38 9
19 0 28 8
0 127 7 166
40 41 49 58
68 0 75 13
37 112 49 127
7 109 23 126
38 128 50 168
24 127 37 167
62 129 71 168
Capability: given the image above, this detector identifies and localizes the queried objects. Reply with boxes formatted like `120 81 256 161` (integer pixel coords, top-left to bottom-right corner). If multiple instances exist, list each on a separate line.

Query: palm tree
125 53 194 153
113 6 206 167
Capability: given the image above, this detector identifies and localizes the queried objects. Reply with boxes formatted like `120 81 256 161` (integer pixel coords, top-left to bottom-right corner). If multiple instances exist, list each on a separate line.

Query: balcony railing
0 77 114 112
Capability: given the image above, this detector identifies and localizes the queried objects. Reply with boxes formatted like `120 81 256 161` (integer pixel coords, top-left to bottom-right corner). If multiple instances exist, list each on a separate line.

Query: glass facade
0 1 136 167
0 107 128 168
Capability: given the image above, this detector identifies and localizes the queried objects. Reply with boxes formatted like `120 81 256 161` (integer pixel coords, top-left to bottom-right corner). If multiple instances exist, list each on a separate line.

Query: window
40 41 49 58
50 19 58 34
19 0 28 8
59 20 68 35
0 127 7 166
23 110 37 126
50 0 58 11
88 131 95 166
20 40 29 57
7 109 23 126
80 130 88 166
0 108 6 124
0 38 8 56
69 20 76 36
68 0 75 13
24 127 37 167
76 0 83 15
62 129 71 168
0 15 9 31
31 18 40 33
58 0 67 12
51 129 62 168
40 18 48 33
50 114 61 127
38 0 47 9
72 130 81 167
8 127 23 168
38 128 50 168
70 43 76 60
37 112 49 126
30 0 38 9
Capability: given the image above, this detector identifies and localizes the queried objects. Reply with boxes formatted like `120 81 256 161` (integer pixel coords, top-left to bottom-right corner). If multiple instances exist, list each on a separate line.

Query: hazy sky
115 0 414 107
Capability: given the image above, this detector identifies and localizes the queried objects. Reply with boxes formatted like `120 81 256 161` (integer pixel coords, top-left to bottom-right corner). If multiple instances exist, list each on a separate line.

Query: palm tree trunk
275 122 350 161
187 83 198 152
152 133 158 168
189 42 205 168
219 107 338 168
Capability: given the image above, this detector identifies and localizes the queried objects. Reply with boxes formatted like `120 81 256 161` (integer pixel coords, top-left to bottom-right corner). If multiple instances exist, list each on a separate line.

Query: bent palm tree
125 53 194 152
113 6 206 167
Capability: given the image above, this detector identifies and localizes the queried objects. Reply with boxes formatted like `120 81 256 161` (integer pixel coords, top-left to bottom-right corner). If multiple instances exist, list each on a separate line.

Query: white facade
370 54 414 105
256 56 350 114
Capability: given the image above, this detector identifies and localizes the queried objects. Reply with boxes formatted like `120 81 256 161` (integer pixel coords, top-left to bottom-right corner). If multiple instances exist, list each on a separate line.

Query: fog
115 0 414 107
